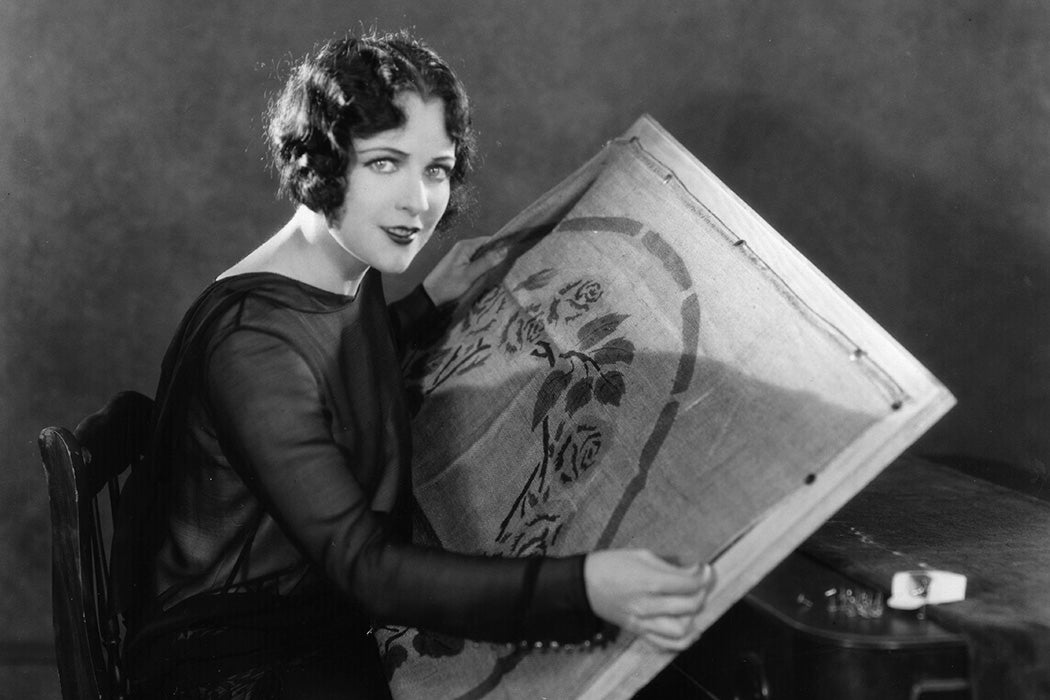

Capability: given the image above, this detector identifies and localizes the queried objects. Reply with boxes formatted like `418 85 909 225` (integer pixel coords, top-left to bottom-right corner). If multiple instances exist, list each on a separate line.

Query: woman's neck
218 206 370 297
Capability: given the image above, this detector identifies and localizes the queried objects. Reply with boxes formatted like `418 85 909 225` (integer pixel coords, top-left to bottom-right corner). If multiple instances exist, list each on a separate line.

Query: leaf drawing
577 313 628 350
426 338 492 393
595 371 626 406
565 377 595 416
592 337 635 366
532 369 572 429
514 267 558 291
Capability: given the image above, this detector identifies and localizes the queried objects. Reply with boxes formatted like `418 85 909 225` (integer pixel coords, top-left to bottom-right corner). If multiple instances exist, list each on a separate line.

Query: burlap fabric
375 122 909 698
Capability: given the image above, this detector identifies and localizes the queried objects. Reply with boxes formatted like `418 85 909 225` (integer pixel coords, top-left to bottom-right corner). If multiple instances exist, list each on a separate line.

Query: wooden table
802 454 1050 699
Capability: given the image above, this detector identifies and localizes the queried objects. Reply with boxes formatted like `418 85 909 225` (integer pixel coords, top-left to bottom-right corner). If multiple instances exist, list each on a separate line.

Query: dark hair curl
267 29 475 228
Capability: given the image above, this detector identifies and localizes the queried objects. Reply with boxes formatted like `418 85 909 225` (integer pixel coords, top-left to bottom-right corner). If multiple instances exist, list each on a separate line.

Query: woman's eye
367 159 397 173
426 165 452 182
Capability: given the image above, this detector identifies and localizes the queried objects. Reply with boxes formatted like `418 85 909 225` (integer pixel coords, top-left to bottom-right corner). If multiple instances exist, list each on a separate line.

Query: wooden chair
39 391 153 700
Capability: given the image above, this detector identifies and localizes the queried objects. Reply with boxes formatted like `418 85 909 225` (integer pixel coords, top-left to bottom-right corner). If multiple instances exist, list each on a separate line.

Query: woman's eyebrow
356 146 408 156
356 146 454 162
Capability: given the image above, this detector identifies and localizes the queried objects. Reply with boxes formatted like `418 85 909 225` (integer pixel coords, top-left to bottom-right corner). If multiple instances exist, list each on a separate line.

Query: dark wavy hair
267 29 475 228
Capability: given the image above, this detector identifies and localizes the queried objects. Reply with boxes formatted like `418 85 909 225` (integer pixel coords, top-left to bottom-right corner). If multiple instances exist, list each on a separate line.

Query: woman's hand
584 549 715 652
423 236 507 307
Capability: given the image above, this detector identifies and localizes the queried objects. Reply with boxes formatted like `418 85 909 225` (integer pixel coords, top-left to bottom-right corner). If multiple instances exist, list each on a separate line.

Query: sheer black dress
117 270 604 698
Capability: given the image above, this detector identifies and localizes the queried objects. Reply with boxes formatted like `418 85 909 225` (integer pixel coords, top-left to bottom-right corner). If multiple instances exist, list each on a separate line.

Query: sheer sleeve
204 326 604 644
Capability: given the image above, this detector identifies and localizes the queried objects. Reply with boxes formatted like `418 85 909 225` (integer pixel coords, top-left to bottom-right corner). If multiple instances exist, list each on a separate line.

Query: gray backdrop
2 1 1048 695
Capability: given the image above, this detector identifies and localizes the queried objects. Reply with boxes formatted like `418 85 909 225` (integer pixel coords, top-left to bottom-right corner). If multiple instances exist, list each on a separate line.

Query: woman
120 29 714 698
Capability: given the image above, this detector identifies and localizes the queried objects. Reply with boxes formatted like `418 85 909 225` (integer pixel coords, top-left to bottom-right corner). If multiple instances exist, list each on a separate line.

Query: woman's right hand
584 549 715 651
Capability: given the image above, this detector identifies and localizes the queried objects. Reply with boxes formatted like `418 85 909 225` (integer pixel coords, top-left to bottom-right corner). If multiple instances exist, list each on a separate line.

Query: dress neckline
209 271 364 311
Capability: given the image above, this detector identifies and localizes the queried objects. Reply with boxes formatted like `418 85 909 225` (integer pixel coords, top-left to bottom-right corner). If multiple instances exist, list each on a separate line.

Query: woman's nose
397 177 429 215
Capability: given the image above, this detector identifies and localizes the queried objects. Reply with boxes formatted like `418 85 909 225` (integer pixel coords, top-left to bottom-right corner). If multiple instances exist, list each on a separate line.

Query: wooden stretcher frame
506 115 957 698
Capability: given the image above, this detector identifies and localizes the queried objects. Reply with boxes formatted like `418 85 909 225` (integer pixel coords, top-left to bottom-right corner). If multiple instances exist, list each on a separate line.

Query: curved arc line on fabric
596 293 701 549
556 216 695 293
641 231 692 292
595 399 681 550
672 293 701 395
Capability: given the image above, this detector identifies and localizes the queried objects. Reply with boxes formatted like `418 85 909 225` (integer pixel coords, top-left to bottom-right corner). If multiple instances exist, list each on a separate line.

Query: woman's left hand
423 236 507 306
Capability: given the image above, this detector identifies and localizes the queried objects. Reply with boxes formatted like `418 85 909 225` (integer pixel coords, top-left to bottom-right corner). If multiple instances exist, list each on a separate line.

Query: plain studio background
1 2 1047 696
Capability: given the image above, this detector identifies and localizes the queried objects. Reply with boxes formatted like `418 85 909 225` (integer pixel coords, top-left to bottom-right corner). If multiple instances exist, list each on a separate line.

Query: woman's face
329 92 455 275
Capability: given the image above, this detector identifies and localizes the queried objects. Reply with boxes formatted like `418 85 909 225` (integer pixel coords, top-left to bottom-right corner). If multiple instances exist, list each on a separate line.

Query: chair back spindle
40 391 152 700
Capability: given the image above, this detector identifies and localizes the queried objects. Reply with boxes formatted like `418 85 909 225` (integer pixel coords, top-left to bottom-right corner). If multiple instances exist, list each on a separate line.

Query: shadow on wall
659 90 1050 497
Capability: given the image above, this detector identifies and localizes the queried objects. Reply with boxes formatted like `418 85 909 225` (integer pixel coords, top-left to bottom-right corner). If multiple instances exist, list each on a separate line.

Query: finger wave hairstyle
267 29 476 228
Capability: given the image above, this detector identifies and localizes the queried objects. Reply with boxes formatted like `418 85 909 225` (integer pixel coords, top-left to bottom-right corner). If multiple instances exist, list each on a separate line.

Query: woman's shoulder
170 274 324 356
168 270 382 379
